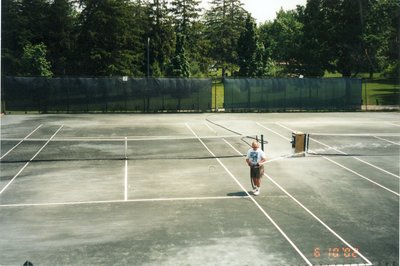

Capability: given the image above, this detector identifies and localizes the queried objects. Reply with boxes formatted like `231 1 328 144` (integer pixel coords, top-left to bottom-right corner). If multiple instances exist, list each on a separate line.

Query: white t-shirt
246 148 266 165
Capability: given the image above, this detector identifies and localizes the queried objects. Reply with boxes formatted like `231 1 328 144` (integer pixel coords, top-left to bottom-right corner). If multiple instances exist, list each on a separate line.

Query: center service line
0 125 64 195
185 123 313 266
124 137 128 201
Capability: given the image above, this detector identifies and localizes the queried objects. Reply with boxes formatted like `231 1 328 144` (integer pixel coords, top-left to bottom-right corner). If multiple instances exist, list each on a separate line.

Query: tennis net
304 133 400 157
0 135 261 163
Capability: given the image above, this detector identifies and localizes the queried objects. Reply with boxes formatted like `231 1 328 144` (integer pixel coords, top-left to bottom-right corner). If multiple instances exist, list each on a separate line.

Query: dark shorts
250 165 264 179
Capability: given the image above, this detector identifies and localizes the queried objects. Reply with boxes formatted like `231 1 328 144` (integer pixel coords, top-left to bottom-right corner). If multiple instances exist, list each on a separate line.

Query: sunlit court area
0 113 398 265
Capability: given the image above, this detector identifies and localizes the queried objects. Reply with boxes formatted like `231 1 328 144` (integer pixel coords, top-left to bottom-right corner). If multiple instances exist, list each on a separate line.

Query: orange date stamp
313 247 360 258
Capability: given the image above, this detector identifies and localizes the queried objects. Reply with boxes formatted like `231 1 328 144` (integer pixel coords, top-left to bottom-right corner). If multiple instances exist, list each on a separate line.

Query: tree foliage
1 0 398 78
76 0 144 76
21 42 53 77
204 0 247 76
237 15 261 77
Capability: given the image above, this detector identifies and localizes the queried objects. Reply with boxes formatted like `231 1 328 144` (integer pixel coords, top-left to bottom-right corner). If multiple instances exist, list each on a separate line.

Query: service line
0 196 250 208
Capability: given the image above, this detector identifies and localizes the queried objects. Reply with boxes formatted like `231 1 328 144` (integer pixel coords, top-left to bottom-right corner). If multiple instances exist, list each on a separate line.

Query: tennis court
0 112 398 265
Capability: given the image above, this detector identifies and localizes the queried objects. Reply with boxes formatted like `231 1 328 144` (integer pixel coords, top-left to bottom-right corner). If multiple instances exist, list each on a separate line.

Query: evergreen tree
170 0 201 35
254 40 266 77
76 0 144 76
47 0 77 75
170 0 202 76
204 0 247 77
237 15 258 77
18 0 51 45
148 0 175 77
1 0 21 75
331 0 367 77
169 33 190 77
298 0 328 76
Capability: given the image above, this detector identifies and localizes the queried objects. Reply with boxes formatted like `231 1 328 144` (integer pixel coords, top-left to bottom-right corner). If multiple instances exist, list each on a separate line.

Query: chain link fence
1 77 365 113
223 78 362 111
2 77 212 113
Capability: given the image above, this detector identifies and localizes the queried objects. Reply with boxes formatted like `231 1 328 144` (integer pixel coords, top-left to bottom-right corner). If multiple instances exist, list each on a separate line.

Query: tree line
2 0 399 78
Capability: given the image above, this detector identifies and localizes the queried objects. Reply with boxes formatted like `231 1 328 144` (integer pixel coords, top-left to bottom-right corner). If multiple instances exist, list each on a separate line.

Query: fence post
214 77 217 112
364 78 368 111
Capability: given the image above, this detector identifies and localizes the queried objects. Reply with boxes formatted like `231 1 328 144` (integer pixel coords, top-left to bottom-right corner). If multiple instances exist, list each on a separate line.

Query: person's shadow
227 191 250 197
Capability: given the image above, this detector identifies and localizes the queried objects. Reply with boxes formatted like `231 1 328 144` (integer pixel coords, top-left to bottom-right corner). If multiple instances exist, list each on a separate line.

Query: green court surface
0 113 399 265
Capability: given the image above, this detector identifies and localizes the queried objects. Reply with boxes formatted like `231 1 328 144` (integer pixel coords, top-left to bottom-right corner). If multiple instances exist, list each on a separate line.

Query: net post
125 137 128 159
305 134 309 154
261 134 264 151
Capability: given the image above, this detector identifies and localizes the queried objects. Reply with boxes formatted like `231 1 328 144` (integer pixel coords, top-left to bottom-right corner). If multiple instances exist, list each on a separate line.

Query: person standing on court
246 141 267 196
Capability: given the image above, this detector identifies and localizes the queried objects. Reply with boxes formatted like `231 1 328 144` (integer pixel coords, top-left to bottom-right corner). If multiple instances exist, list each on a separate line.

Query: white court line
1 135 241 142
223 134 373 266
124 137 128 201
323 157 399 196
263 123 399 197
374 136 400 146
0 124 43 160
124 159 128 201
264 172 373 266
0 125 64 195
0 196 250 208
275 123 400 180
185 123 313 266
311 137 400 179
385 122 400 127
306 133 400 137
257 123 291 141
205 122 217 133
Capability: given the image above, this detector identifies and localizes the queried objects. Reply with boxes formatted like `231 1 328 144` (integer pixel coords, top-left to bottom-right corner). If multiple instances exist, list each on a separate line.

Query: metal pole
261 135 264 151
146 37 150 112
364 79 368 111
125 137 128 159
147 37 150 77
214 77 217 111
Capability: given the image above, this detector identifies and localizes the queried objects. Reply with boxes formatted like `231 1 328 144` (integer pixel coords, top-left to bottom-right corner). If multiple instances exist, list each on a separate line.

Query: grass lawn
324 72 399 106
363 79 399 106
211 79 224 110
